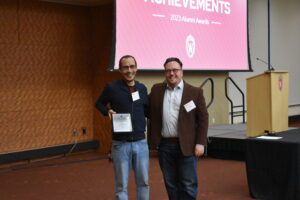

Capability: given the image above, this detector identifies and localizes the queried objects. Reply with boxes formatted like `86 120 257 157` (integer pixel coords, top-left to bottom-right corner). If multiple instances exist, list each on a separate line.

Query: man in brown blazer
148 57 208 200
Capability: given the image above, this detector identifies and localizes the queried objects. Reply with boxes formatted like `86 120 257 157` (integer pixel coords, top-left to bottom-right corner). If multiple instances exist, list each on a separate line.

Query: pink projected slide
114 0 249 71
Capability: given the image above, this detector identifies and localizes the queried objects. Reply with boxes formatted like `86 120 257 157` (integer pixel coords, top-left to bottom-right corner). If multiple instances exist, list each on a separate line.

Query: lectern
246 71 289 137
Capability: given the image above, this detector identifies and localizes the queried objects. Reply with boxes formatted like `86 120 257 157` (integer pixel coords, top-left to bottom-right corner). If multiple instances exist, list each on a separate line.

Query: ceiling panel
40 0 112 6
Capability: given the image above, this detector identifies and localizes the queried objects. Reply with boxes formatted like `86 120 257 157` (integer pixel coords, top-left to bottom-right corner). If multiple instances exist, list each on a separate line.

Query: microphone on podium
256 57 275 71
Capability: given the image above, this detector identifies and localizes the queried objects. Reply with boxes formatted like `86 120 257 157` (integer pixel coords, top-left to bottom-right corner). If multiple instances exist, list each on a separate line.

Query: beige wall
229 0 300 116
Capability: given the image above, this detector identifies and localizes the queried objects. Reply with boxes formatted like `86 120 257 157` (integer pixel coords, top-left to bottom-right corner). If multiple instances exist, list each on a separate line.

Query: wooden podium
246 71 289 137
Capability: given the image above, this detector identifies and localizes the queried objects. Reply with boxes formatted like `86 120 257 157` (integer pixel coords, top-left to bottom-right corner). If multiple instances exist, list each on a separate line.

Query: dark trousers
158 140 198 200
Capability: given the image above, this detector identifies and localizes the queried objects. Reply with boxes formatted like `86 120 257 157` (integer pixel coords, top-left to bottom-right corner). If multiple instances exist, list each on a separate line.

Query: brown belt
162 137 179 142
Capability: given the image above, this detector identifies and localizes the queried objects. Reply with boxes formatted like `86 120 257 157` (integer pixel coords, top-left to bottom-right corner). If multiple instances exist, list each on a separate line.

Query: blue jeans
158 140 198 200
111 139 149 200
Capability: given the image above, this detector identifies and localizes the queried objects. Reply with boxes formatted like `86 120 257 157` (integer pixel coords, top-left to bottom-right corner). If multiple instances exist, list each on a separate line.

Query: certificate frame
111 113 133 133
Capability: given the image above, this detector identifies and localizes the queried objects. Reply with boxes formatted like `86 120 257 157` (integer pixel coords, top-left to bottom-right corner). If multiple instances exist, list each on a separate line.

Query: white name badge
184 100 196 112
132 91 140 102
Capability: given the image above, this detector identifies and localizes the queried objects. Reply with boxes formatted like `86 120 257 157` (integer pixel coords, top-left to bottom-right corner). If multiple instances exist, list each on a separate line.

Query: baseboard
289 115 300 122
0 140 99 164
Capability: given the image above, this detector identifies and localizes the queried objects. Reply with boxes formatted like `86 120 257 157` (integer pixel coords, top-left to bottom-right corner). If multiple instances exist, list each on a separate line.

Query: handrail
200 78 214 108
225 77 245 124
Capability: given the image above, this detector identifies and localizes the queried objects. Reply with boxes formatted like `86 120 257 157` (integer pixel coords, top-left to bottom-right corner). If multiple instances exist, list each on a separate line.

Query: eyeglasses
120 65 136 71
165 68 181 74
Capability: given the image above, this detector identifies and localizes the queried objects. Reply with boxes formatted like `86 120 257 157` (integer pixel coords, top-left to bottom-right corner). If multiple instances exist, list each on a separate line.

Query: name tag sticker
132 91 140 102
184 100 196 112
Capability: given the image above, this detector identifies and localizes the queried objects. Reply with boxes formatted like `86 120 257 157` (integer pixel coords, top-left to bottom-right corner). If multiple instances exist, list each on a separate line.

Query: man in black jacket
95 55 149 200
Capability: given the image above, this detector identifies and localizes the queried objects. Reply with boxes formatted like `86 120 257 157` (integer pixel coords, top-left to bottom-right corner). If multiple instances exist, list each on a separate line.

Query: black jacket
95 80 149 141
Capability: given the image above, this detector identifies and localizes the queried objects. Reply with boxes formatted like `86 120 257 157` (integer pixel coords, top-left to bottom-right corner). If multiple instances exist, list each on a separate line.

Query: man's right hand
108 109 116 120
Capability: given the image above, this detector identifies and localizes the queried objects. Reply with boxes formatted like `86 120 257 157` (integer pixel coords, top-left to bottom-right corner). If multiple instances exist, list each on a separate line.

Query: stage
207 123 298 161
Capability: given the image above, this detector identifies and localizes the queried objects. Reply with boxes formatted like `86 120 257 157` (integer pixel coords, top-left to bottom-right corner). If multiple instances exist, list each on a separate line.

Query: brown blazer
148 81 209 156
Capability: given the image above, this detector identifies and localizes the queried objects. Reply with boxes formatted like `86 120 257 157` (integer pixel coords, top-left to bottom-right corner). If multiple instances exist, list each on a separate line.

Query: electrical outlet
212 117 215 124
73 128 78 136
82 127 87 135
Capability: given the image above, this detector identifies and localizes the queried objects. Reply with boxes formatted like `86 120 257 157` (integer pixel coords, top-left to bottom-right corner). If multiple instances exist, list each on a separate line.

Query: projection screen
110 0 251 71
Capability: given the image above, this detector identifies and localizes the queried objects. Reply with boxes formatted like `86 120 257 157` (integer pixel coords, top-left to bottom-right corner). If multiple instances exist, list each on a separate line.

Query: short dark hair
164 57 183 68
119 55 137 69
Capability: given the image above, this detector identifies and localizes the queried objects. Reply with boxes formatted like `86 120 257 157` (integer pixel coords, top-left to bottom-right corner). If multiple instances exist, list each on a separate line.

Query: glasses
165 68 181 74
120 65 136 71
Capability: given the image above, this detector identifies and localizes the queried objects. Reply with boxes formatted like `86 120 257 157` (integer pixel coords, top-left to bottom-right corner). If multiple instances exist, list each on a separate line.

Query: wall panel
0 0 95 153
91 5 121 154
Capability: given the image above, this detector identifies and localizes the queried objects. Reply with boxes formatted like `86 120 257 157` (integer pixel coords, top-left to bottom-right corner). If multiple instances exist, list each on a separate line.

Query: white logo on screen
186 34 196 58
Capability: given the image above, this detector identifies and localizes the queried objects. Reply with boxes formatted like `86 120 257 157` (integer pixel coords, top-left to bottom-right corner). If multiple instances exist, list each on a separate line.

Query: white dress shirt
162 80 184 138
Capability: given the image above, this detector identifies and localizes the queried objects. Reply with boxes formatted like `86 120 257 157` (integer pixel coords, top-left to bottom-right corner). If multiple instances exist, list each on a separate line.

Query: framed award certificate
112 113 133 133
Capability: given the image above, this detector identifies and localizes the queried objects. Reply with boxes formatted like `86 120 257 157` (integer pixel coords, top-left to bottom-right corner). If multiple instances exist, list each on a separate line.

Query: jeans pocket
112 142 122 151
113 144 121 151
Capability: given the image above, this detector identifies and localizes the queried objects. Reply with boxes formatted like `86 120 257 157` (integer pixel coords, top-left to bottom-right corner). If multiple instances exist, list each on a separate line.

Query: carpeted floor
0 152 252 200
1 120 299 200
